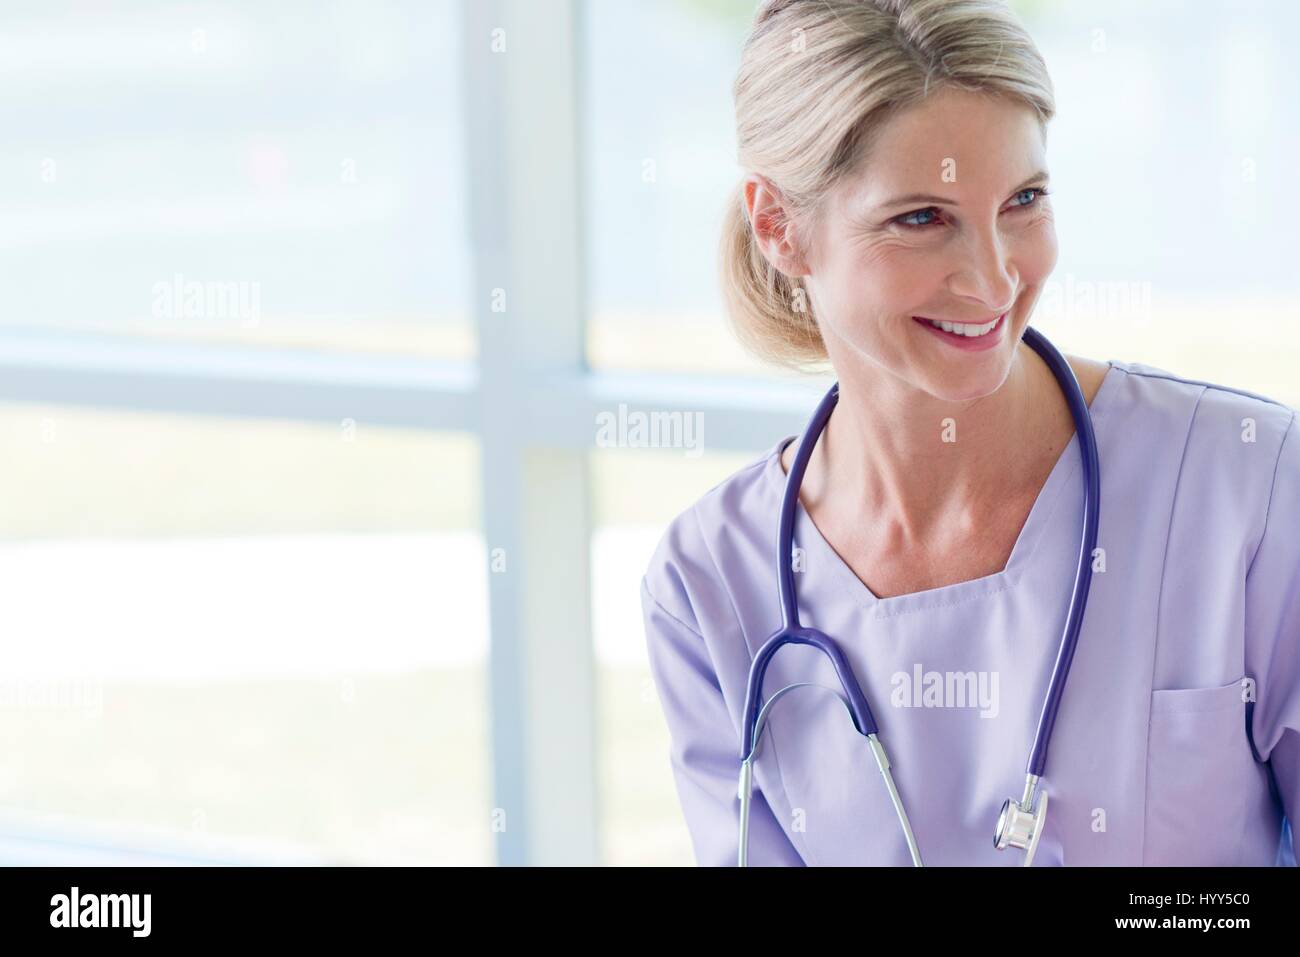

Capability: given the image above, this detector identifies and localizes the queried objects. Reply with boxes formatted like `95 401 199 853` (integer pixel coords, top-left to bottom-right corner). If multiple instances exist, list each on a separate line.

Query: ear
743 173 811 278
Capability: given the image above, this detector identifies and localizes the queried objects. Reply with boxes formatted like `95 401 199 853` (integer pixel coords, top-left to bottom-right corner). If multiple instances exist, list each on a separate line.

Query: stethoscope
737 326 1100 867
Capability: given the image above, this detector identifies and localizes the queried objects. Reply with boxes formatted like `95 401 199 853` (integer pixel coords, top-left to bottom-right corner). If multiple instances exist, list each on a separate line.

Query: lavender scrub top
640 358 1300 866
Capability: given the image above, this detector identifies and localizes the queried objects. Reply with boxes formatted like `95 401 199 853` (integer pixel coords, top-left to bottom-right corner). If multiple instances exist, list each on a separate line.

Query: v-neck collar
765 360 1122 619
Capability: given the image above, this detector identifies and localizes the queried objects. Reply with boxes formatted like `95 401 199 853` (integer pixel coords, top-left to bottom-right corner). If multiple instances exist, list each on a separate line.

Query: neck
798 342 1051 546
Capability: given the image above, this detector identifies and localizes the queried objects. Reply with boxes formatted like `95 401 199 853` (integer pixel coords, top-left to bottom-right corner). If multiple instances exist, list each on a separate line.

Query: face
750 87 1058 401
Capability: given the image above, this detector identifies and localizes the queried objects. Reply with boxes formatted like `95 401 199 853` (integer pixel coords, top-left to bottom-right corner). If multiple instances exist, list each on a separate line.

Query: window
0 0 471 360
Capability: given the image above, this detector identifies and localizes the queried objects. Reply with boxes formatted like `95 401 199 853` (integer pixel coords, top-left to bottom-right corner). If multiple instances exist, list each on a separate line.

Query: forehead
847 88 1047 202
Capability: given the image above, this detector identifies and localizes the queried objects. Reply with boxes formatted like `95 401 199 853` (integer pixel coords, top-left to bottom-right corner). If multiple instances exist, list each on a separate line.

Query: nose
949 222 1017 315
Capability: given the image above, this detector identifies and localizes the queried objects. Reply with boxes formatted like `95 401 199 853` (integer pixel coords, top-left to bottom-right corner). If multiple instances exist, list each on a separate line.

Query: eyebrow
876 170 1050 210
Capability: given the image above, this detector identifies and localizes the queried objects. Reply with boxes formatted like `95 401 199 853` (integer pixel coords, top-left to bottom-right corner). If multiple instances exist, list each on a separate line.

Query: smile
910 312 1008 352
916 314 1003 337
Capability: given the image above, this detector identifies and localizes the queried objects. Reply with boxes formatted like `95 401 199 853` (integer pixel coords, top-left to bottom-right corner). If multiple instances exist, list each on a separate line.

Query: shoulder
1102 357 1296 442
1101 358 1298 552
1065 354 1111 406
641 437 787 633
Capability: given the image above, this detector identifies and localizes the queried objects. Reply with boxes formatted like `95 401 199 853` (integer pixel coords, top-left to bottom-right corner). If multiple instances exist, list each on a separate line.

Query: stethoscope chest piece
994 785 1049 867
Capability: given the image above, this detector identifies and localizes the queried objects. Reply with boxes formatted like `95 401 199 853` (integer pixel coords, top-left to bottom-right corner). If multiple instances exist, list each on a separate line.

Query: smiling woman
643 0 1300 868
727 0 1097 622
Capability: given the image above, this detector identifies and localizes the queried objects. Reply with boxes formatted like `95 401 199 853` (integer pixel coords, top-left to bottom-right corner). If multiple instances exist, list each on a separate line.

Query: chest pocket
1145 677 1260 865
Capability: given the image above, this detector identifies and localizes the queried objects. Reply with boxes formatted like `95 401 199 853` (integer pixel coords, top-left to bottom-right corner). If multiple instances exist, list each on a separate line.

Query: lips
914 312 1006 337
914 314 1004 325
911 312 1008 351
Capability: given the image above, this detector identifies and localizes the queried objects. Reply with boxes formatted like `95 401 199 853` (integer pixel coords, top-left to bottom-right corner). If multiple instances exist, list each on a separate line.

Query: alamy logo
151 272 261 327
594 404 703 457
890 664 999 718
49 886 151 937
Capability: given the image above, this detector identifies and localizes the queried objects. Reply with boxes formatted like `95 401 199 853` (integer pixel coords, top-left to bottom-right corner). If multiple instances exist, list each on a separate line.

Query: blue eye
896 207 943 228
1010 186 1050 208
893 186 1050 230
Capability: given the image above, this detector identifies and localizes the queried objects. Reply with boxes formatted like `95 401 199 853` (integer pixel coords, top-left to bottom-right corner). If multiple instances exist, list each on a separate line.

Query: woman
640 0 1299 866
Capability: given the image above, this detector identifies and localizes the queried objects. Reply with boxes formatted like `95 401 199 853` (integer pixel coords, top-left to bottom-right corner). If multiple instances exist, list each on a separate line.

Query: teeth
926 315 1001 337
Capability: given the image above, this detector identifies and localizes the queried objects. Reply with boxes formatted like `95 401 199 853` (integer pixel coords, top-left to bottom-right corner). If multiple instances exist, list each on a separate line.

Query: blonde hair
720 0 1056 371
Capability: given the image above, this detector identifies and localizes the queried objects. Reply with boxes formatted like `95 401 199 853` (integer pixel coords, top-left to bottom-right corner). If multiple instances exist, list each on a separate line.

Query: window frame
0 0 818 866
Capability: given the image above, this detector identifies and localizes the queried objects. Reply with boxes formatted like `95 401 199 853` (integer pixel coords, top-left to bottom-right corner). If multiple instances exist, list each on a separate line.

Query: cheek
815 250 945 353
854 243 952 315
811 223 1057 326
809 243 900 320
1015 218 1059 283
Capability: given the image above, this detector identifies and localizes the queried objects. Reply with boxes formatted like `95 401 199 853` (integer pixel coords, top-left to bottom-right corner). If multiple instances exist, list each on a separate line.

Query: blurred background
0 0 1295 865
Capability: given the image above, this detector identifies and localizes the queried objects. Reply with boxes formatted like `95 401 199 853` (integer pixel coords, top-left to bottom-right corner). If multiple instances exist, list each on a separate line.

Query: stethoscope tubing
738 325 1100 863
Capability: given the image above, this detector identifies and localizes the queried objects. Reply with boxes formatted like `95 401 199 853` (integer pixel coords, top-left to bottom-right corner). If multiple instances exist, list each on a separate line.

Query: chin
921 360 1010 402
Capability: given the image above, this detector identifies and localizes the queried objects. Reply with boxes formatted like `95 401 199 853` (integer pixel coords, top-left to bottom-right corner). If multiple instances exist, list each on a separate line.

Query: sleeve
1244 409 1300 866
641 575 805 867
